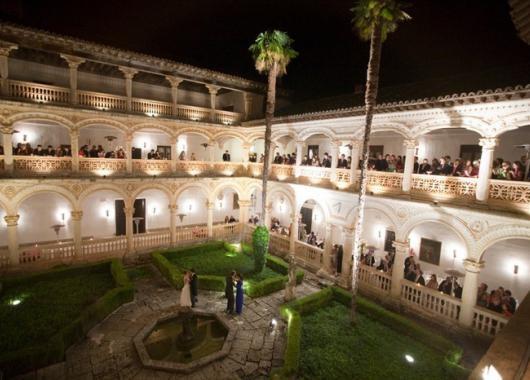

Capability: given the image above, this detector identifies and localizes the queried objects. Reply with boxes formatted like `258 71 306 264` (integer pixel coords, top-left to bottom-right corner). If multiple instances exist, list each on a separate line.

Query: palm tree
350 0 410 323
249 31 298 225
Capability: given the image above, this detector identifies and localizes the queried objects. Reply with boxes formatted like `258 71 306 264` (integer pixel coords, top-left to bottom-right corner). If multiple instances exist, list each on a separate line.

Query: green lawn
166 248 281 285
0 268 114 353
299 301 455 380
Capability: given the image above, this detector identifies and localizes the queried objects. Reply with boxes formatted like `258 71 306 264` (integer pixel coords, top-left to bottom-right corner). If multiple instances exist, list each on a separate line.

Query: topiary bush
252 226 270 273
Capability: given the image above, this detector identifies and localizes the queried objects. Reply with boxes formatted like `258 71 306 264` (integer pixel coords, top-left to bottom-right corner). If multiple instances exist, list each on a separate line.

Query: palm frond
249 30 298 76
351 0 410 41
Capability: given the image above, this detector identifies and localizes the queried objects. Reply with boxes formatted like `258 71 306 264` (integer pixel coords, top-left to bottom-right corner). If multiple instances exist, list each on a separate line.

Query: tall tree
350 0 410 323
249 31 298 225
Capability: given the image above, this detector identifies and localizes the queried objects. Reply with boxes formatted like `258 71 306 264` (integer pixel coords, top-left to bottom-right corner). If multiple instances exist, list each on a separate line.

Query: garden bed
0 260 134 377
151 241 303 298
274 287 470 380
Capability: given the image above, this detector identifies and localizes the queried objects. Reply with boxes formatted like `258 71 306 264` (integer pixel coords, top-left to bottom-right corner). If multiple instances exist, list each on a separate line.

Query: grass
126 265 154 281
166 248 280 286
0 268 114 353
299 301 459 380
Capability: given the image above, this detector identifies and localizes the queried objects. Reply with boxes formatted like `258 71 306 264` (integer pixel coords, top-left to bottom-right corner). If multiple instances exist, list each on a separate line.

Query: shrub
198 275 225 291
252 226 269 272
152 252 183 288
247 276 287 298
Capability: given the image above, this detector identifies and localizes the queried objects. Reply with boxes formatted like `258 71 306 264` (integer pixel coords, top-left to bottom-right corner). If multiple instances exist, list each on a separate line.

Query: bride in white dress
180 271 192 307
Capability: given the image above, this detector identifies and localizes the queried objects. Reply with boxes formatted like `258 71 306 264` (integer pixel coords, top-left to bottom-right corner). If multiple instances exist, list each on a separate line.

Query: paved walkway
17 266 319 380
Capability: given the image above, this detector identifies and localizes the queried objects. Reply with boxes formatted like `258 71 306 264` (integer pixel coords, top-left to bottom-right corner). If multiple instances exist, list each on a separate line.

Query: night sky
1 0 529 101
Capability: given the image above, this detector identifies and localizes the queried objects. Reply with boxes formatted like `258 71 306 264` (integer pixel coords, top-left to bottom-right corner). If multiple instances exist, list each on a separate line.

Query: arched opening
301 133 333 167
132 128 173 160
272 135 296 165
11 120 71 157
479 238 530 307
298 199 325 245
79 124 126 159
18 192 73 244
247 187 263 223
178 133 209 161
216 137 244 162
367 130 405 172
251 138 265 163
416 128 482 177
494 125 530 181
176 187 208 227
269 191 294 236
134 189 170 232
407 221 468 295
80 189 125 239
357 208 397 267
213 187 240 224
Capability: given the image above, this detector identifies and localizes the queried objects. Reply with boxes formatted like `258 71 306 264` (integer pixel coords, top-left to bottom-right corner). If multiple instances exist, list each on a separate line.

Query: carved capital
205 84 221 95
403 139 417 149
206 201 215 209
4 214 19 226
342 226 354 237
70 210 83 221
243 92 253 104
350 139 363 149
60 54 86 69
168 204 178 212
119 66 139 79
463 259 484 274
0 122 14 134
165 75 184 88
123 206 135 216
0 42 18 56
392 240 410 253
478 138 498 150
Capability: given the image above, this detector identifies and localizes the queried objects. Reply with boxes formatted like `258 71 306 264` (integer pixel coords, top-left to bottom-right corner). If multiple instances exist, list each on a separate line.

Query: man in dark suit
190 268 198 307
322 153 331 168
337 154 348 168
225 271 236 314
222 150 231 161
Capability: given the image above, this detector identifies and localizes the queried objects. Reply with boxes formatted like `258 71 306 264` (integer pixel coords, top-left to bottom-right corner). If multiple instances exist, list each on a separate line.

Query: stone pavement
16 265 319 380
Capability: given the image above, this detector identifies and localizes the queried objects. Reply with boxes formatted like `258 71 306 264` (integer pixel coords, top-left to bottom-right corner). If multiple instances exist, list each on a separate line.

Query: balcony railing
6 80 242 125
294 240 323 271
358 264 392 295
471 306 509 336
14 156 72 173
79 157 127 175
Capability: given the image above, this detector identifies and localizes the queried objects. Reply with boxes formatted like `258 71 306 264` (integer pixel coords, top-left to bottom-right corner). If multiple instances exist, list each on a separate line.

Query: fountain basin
133 310 235 373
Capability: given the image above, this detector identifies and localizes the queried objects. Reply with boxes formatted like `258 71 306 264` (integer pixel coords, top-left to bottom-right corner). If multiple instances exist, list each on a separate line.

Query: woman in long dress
235 274 244 314
180 271 192 308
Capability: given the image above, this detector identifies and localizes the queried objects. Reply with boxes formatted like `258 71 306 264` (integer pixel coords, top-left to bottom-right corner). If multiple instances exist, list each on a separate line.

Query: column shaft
289 213 299 255
70 131 79 171
340 228 354 289
330 142 339 183
476 138 497 202
169 204 177 246
4 215 19 265
125 135 133 173
71 211 83 256
459 259 484 326
350 140 361 186
0 43 17 96
390 240 409 298
124 206 134 253
402 139 416 192
2 127 14 173
207 202 214 238
323 223 333 272
295 141 303 177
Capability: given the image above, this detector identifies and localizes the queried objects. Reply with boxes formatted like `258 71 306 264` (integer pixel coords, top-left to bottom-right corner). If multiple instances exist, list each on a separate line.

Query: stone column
207 140 217 163
459 259 484 327
124 206 135 253
350 139 361 186
322 223 333 273
295 141 304 177
243 92 253 121
402 139 417 193
476 138 498 202
0 42 17 96
390 240 409 299
264 204 272 230
119 66 138 111
170 137 178 172
330 141 339 183
70 210 83 256
238 200 251 225
4 214 19 265
340 227 354 289
60 54 85 105
1 123 14 173
70 130 79 172
207 201 214 238
166 76 183 116
206 84 221 122
268 143 277 167
168 204 178 246
289 213 299 255
125 134 133 173
242 143 251 164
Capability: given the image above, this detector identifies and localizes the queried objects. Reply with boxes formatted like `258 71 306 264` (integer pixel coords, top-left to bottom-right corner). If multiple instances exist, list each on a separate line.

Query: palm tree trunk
351 23 383 324
261 62 278 226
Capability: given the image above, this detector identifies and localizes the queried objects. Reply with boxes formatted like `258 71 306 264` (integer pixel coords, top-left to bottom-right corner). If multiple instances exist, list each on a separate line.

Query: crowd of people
477 283 517 317
8 143 72 157
78 145 127 159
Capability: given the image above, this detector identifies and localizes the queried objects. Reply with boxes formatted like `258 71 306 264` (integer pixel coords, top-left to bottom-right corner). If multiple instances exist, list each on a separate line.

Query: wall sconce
143 142 147 148
188 203 193 212
514 264 519 275
378 230 382 239
61 212 65 221
152 207 157 215
453 249 457 259
105 209 110 218
218 201 223 209
23 134 27 142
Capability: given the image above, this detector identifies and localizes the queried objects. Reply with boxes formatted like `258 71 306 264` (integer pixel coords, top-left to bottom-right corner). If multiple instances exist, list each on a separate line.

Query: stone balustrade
471 306 509 336
6 79 242 125
294 240 323 271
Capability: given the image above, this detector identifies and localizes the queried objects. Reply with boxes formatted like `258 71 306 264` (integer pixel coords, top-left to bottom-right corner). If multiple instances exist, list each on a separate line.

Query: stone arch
410 116 489 138
397 211 474 255
271 130 298 143
13 185 78 211
78 184 129 207
298 128 337 142
175 127 213 141
209 182 244 203
268 186 296 214
174 182 211 202
364 122 412 139
296 195 331 222
494 111 530 137
130 122 176 139
345 202 400 232
242 181 262 201
0 194 13 215
7 112 74 130
130 184 174 205
212 131 246 145
247 131 266 144
476 225 530 260
76 118 130 134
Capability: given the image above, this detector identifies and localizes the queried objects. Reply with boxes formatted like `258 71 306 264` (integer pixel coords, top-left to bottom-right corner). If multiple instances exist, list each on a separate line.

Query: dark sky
1 0 529 101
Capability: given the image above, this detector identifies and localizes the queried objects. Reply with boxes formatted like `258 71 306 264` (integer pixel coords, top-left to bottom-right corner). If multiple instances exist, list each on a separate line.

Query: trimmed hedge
152 241 304 298
0 260 133 378
273 286 470 380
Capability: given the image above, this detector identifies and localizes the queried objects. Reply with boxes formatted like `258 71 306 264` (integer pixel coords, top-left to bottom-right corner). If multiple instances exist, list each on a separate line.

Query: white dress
180 277 192 307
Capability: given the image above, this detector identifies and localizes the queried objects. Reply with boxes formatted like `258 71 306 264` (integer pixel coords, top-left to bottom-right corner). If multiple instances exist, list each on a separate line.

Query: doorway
459 145 482 162
115 198 146 236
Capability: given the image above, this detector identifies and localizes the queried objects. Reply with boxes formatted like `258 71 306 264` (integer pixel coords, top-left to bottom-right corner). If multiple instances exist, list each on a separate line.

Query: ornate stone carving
463 259 485 273
396 206 409 220
4 214 19 226
478 138 498 150
403 139 417 149
70 210 83 221
2 185 17 199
